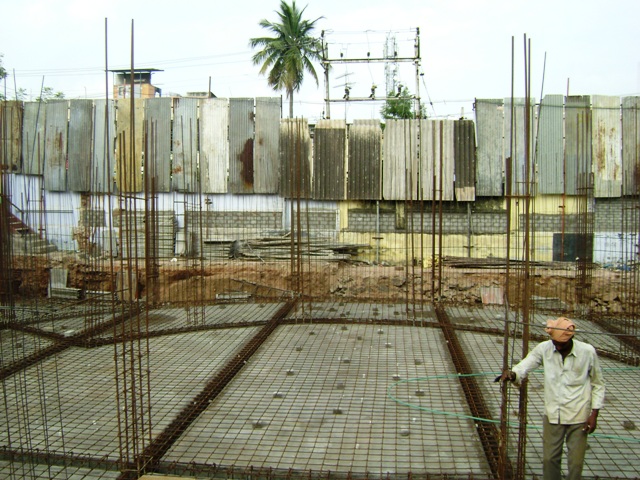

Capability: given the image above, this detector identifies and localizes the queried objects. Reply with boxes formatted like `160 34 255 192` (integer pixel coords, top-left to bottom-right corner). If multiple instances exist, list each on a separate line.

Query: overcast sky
2 0 638 122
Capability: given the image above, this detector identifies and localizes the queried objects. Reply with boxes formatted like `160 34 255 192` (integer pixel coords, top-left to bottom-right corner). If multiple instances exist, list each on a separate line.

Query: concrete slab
164 324 490 476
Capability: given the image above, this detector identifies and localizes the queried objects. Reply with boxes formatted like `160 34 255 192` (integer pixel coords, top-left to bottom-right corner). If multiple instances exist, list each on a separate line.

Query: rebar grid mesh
0 304 637 479
163 322 488 475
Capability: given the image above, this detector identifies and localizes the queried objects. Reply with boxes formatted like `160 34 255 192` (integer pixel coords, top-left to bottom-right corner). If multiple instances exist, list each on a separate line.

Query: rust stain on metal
595 125 607 171
239 138 254 186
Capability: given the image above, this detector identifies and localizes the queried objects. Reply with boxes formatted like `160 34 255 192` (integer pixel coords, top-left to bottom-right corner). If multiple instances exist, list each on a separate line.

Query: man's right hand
494 370 516 382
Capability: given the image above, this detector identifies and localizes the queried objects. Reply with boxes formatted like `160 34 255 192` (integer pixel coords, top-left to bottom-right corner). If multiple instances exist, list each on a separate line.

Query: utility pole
321 28 422 119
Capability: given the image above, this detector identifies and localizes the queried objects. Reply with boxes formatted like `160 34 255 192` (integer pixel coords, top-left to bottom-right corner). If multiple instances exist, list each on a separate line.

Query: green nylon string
387 368 640 444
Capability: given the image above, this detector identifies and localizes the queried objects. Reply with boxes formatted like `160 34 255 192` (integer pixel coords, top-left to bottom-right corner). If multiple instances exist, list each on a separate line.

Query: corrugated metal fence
2 95 639 201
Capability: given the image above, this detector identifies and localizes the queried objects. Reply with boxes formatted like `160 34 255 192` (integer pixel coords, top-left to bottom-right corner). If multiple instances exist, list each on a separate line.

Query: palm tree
249 1 323 118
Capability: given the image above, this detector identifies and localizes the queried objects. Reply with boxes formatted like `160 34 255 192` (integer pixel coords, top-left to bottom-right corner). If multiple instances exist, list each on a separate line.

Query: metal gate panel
22 102 47 175
475 99 504 196
592 95 621 198
92 100 115 193
115 98 144 193
313 119 346 200
0 100 23 172
254 97 281 193
280 118 311 198
199 97 229 193
229 98 255 194
454 119 476 201
622 96 640 195
144 98 172 193
348 119 381 200
382 119 419 200
420 119 454 201
504 97 536 196
43 100 68 191
565 95 591 196
68 99 93 192
172 97 198 192
536 94 564 194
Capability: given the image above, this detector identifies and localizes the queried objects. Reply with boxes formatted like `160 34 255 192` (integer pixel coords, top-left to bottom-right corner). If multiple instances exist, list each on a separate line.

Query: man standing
497 317 605 480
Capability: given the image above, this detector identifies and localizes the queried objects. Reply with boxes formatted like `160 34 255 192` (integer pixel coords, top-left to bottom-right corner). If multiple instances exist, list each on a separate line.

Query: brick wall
292 210 338 235
187 211 282 231
347 211 507 234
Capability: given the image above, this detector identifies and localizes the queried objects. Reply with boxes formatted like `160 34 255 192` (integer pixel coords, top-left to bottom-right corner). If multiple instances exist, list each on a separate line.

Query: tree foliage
35 87 65 103
0 54 7 100
0 54 6 81
249 0 323 118
380 85 425 120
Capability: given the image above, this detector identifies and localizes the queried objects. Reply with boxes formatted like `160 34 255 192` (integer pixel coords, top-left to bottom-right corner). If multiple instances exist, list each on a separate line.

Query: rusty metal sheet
229 98 255 194
67 99 93 192
254 97 281 193
504 97 536 196
565 95 591 196
420 119 454 201
144 98 172 192
622 96 640 195
313 119 346 200
279 118 311 198
454 119 476 201
199 97 229 193
43 100 68 191
475 99 504 196
115 98 144 192
92 99 115 193
536 94 564 194
0 100 23 172
171 97 198 192
382 119 419 200
22 102 47 175
592 95 621 198
348 119 381 200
